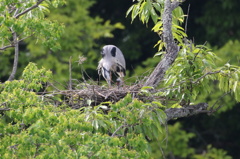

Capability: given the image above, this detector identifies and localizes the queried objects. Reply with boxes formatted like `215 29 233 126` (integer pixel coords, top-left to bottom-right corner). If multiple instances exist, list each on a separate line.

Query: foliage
127 1 239 158
151 122 232 159
126 0 186 51
163 122 195 158
151 122 195 158
0 0 239 158
0 0 65 51
162 43 240 105
0 63 168 158
127 0 240 107
215 40 240 66
193 145 232 159
182 40 240 113
194 40 240 112
195 0 240 46
0 0 66 81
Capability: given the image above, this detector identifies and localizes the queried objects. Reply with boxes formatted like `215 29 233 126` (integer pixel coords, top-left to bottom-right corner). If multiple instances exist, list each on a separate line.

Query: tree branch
192 71 221 84
165 103 208 121
0 108 11 111
14 0 45 19
111 124 127 137
0 34 34 52
0 44 15 51
8 31 19 81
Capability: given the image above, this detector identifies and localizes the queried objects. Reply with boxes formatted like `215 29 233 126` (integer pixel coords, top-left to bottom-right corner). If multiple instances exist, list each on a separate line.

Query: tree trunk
144 0 181 88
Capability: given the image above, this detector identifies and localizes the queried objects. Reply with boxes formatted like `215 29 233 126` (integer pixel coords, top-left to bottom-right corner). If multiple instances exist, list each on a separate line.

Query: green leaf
131 4 140 23
126 4 134 17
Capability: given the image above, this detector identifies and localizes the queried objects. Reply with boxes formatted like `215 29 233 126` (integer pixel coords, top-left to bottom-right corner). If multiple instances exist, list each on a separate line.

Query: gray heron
97 45 126 86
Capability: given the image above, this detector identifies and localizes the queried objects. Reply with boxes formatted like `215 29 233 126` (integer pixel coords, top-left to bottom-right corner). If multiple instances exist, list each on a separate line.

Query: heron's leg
108 71 112 86
106 72 111 86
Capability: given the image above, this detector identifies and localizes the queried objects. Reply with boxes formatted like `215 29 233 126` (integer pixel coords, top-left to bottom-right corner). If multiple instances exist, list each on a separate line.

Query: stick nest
49 84 143 109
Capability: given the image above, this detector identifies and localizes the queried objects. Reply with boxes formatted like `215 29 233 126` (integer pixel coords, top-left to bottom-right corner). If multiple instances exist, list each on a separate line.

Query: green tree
0 0 65 81
1 0 239 158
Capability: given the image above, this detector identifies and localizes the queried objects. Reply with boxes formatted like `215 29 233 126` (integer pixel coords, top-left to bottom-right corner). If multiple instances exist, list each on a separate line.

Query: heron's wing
115 48 126 69
97 59 112 85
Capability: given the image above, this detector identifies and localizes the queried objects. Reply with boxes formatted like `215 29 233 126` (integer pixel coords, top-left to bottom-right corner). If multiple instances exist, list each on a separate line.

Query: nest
46 84 143 109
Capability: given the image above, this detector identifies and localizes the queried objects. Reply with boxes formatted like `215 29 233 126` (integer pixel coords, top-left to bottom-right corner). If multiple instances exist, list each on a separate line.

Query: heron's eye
111 47 116 57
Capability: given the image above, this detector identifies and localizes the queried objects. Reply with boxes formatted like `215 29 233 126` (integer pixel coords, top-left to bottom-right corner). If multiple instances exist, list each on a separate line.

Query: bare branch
184 4 190 33
165 103 208 121
14 0 45 19
0 34 34 52
0 44 15 51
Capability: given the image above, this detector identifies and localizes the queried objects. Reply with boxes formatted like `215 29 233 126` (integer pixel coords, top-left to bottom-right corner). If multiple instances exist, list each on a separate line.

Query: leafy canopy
0 0 65 51
0 0 239 158
0 62 167 158
126 0 240 106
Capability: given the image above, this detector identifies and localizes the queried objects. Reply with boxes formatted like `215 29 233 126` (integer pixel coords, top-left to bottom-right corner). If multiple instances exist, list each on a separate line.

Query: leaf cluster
0 63 168 158
0 0 65 51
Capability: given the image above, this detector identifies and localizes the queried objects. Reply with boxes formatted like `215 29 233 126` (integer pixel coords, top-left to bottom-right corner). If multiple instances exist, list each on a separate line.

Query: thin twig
13 8 19 16
184 4 190 33
209 92 229 111
69 57 72 90
156 70 221 93
111 125 127 137
192 41 207 62
192 71 221 84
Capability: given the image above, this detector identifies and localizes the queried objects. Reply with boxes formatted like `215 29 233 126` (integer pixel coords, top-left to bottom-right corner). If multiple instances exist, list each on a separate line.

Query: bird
97 45 126 86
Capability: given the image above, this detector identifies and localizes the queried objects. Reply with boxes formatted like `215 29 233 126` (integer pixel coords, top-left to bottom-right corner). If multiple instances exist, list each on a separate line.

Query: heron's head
101 45 118 58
